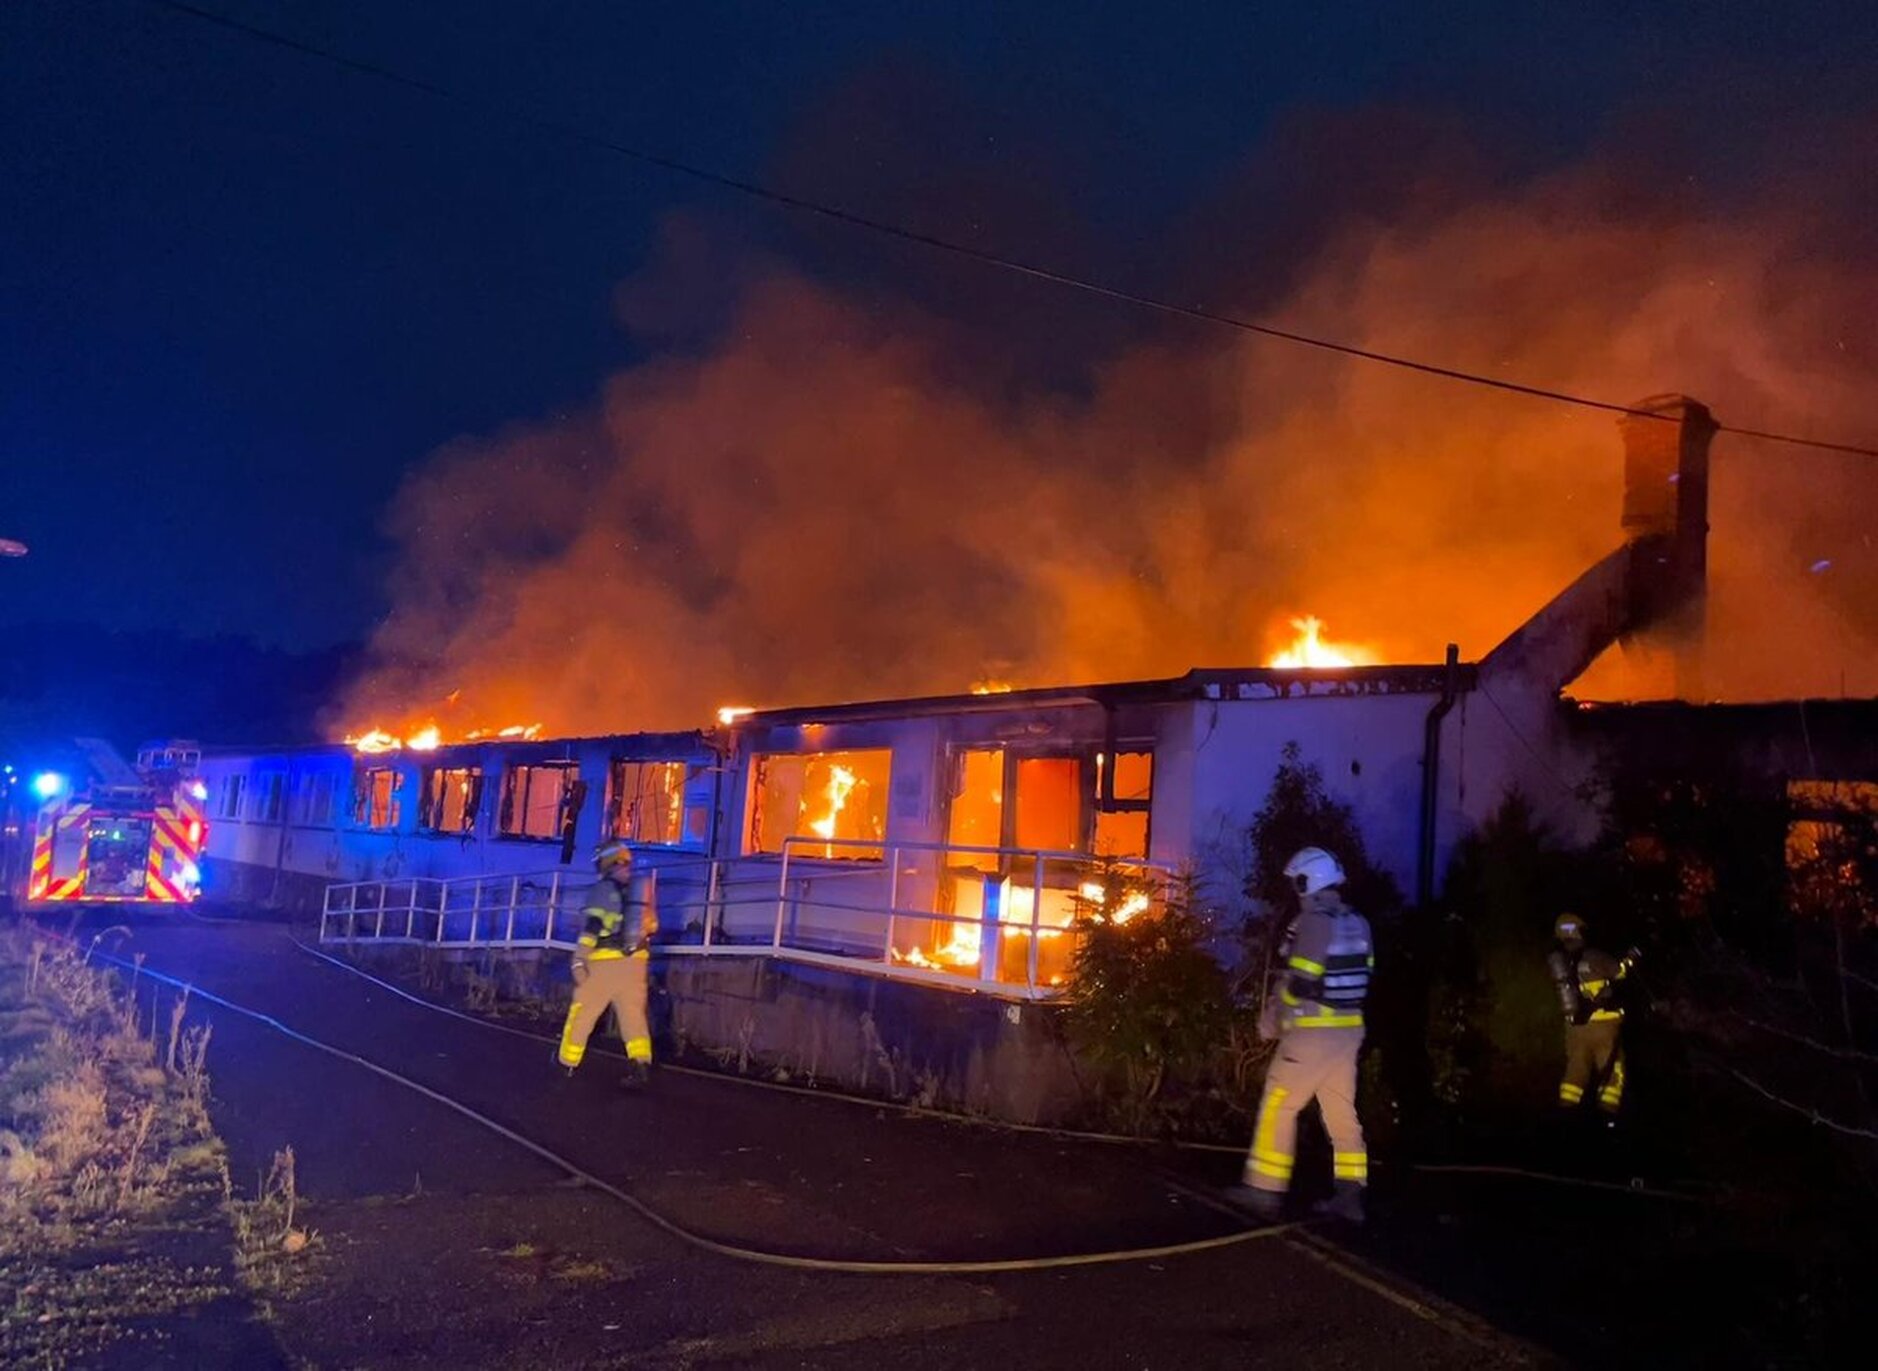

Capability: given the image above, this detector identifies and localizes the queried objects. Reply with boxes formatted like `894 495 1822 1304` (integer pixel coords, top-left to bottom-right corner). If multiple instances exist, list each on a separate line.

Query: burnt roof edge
735 663 1478 728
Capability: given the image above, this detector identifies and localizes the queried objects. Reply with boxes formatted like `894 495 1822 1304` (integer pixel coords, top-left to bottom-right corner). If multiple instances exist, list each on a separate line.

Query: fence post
979 874 1001 984
773 845 791 950
1031 853 1047 990
882 846 900 964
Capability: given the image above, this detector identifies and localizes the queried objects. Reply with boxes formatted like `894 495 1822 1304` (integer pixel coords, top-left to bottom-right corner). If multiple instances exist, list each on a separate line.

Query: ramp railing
318 841 1170 998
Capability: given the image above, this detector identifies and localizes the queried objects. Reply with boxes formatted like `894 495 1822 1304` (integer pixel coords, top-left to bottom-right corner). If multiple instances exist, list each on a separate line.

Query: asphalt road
56 911 1530 1370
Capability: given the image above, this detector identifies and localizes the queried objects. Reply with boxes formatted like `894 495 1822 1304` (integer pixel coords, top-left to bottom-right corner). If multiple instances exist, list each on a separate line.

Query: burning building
189 396 1872 1119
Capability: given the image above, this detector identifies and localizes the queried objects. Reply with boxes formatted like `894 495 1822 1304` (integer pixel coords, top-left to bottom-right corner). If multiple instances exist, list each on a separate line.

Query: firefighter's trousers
558 954 651 1069
1559 1017 1624 1112
1245 1025 1367 1194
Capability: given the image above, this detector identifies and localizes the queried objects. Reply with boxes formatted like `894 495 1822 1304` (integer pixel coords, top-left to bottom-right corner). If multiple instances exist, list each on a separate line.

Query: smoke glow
338 132 1878 734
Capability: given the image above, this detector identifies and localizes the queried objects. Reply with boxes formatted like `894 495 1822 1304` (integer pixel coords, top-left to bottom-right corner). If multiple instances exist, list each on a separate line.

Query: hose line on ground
293 936 1709 1206
74 939 1297 1276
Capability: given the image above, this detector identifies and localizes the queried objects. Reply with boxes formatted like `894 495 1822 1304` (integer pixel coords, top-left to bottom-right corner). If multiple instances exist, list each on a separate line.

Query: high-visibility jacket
1548 944 1631 1025
578 877 646 961
1278 892 1374 1031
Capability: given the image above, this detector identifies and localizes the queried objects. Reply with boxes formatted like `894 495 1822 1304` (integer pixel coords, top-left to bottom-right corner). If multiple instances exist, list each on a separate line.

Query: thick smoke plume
340 138 1878 737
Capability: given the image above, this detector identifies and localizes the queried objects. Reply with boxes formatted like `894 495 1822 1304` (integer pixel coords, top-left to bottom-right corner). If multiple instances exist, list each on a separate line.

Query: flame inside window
748 750 890 859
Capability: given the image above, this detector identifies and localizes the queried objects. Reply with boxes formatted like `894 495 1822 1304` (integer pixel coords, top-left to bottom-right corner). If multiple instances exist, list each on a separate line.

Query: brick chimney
1619 394 1716 694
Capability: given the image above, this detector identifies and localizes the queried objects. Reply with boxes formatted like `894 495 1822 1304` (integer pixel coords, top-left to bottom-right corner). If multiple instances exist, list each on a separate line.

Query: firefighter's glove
571 957 590 987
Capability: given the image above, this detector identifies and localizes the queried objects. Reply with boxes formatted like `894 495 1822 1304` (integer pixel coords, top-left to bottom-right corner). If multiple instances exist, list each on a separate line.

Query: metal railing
318 840 1168 998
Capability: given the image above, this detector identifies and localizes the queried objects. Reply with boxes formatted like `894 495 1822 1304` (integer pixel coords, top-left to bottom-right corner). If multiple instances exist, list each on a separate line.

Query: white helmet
1284 846 1345 896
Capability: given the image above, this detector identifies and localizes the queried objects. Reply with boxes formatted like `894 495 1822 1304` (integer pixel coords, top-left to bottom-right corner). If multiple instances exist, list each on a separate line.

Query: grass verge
0 924 287 1366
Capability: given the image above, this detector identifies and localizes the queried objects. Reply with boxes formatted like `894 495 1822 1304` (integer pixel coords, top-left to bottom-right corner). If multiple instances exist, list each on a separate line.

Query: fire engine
8 739 207 908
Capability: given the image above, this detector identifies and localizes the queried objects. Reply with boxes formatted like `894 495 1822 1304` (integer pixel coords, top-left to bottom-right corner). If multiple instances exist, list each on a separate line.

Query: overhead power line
147 0 1878 460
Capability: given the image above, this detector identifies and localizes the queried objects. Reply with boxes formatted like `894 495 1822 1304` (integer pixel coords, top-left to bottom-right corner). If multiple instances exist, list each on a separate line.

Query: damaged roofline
735 662 1479 729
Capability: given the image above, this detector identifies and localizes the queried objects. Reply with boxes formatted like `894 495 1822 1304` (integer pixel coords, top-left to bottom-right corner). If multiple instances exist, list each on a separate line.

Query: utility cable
143 0 1878 460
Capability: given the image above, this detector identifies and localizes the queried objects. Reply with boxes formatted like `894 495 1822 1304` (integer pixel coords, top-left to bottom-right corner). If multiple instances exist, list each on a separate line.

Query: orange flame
716 705 756 726
1268 616 1373 669
806 764 858 857
344 720 542 754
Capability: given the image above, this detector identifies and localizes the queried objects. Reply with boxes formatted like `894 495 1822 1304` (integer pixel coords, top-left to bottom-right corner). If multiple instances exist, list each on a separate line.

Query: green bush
1062 864 1237 1134
1433 794 1578 1126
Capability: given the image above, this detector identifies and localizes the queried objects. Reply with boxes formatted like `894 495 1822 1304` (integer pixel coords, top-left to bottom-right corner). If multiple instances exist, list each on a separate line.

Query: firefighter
1548 913 1637 1119
1232 846 1374 1223
557 838 657 1086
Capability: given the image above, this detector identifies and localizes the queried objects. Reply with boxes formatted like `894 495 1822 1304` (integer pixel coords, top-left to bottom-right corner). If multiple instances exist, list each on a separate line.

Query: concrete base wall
201 857 331 918
658 956 1082 1125
335 939 1088 1127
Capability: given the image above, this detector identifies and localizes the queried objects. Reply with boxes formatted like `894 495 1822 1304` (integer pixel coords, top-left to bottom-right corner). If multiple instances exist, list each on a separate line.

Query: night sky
4 0 1874 654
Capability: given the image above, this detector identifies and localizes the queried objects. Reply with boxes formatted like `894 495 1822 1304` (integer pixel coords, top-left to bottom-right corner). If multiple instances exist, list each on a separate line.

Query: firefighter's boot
619 1059 651 1092
1317 1180 1366 1225
1224 1184 1285 1223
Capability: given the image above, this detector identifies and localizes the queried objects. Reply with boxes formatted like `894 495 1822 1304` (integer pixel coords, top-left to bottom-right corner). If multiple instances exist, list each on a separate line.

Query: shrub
1431 794 1582 1128
1062 865 1235 1133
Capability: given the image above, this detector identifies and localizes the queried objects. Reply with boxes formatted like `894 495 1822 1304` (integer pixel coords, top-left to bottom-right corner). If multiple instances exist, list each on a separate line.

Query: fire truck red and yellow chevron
26 790 205 905
144 798 205 903
27 801 89 901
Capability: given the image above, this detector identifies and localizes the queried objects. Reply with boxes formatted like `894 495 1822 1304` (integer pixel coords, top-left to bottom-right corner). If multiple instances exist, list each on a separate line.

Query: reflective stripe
1280 987 1300 1007
578 934 598 948
1589 1009 1623 1021
1333 1150 1369 1181
588 948 627 961
1288 955 1326 976
558 1002 586 1067
625 1035 653 1063
1558 1082 1584 1103
1250 1085 1292 1187
1292 1013 1363 1028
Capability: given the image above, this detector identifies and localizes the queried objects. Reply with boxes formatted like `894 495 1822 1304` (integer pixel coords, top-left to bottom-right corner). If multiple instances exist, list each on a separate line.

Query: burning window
945 749 1102 860
353 767 402 830
500 763 577 840
419 766 484 835
945 748 1007 873
220 774 245 820
1787 780 1878 926
1014 756 1083 852
748 750 890 859
1094 750 1153 859
606 760 697 846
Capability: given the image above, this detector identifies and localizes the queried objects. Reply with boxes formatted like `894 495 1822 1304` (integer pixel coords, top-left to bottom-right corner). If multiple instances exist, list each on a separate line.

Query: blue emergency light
32 772 68 801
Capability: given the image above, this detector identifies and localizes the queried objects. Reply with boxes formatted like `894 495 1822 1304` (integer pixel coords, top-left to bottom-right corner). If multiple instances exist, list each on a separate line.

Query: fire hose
63 932 1301 1276
292 936 1709 1207
32 921 1556 1354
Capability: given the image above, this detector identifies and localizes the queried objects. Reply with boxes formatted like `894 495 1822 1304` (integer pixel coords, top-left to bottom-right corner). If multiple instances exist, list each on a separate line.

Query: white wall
1170 694 1438 917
